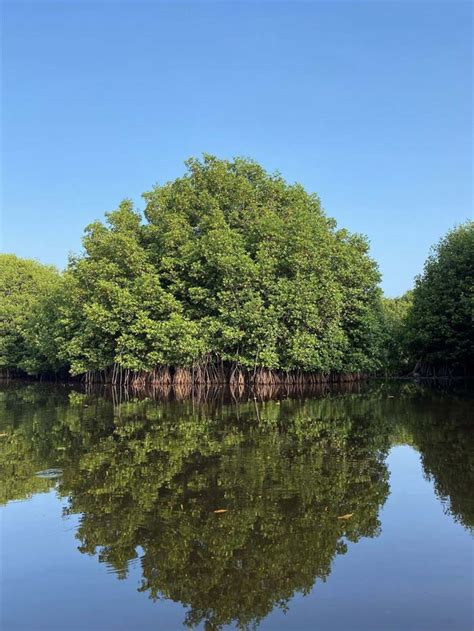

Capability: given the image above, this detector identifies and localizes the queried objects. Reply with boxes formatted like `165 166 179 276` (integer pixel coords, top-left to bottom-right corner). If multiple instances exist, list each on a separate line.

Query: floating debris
213 509 228 514
337 513 353 520
35 468 63 480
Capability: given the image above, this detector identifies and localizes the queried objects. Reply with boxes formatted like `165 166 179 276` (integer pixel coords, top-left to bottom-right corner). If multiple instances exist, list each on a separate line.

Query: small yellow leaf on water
213 509 227 514
337 513 353 520
0 433 7 438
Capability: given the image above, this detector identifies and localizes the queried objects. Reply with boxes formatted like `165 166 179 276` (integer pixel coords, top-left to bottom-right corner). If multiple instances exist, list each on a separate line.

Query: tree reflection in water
0 382 472 630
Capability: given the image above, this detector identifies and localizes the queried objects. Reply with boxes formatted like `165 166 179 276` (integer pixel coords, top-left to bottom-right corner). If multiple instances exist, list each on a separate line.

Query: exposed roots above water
82 363 367 388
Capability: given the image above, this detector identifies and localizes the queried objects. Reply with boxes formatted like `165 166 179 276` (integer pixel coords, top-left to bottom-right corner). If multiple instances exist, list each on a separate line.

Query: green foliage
0 254 66 375
59 200 201 374
2 163 472 379
406 222 474 375
60 156 384 377
381 291 413 374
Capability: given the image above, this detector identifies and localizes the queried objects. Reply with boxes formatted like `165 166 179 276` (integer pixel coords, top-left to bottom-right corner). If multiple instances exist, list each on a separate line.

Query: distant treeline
1 156 472 383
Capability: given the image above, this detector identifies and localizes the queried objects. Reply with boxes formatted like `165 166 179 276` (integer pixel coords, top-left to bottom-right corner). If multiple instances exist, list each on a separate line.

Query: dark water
0 381 472 631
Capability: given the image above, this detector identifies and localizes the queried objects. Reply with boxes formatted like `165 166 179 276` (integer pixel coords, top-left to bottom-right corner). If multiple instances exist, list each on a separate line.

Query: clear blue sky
1 1 472 296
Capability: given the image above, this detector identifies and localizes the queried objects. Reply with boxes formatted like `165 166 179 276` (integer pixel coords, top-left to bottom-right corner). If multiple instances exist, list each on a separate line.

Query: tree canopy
26 156 385 382
0 254 65 376
406 222 474 376
1 159 471 381
380 291 413 375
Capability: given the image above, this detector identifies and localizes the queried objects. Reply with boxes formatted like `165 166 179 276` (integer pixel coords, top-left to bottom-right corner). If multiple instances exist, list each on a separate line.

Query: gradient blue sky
1 1 472 296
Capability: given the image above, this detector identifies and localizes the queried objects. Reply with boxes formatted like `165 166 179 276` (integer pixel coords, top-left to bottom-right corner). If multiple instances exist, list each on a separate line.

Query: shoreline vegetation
1 156 472 385
83 365 368 387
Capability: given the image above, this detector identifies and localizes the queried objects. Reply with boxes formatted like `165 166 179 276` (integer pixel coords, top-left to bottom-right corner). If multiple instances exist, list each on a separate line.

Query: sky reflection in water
1 381 472 631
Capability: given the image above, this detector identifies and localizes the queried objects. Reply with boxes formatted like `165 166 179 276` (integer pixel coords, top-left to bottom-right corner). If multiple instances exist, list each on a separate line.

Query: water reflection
0 381 472 630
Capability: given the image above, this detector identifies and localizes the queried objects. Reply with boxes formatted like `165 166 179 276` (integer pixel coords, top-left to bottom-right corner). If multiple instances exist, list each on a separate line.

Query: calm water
0 381 472 631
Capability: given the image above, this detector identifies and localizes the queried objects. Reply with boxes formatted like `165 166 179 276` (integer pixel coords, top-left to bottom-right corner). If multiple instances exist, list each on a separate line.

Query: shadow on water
0 380 472 630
